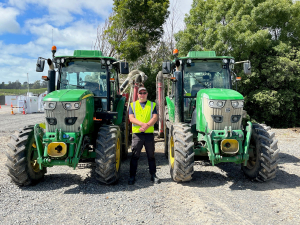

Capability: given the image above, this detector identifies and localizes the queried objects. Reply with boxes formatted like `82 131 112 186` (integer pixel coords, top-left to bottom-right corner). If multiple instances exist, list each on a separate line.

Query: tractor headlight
231 115 241 123
65 117 77 125
56 58 61 64
217 101 223 107
44 102 57 110
231 100 244 108
65 103 72 109
46 117 57 125
62 102 81 110
208 100 226 108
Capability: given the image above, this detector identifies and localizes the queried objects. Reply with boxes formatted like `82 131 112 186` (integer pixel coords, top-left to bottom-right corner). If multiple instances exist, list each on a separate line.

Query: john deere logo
55 145 63 153
225 108 230 112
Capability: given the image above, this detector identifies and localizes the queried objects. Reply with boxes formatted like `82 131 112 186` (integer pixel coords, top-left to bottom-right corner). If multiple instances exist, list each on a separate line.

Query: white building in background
6 92 47 114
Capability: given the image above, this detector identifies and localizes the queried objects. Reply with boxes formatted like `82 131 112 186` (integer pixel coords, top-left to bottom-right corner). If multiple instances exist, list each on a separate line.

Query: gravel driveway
0 105 299 224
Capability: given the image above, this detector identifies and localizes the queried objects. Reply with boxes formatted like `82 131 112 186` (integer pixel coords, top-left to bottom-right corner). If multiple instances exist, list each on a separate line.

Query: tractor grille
203 97 243 130
45 100 87 132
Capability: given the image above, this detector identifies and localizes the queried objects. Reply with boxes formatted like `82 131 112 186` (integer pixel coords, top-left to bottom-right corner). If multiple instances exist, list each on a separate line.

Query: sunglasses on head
139 92 147 95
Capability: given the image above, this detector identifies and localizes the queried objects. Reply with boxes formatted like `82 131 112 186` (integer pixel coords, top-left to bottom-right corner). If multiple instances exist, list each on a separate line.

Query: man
128 87 160 185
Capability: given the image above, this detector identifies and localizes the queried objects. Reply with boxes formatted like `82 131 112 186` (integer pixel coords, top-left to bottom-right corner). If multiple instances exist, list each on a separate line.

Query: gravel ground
0 105 300 224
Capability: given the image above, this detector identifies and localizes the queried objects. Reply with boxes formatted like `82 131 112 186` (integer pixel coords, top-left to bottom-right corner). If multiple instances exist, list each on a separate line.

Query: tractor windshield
60 61 108 97
183 60 231 97
183 59 231 122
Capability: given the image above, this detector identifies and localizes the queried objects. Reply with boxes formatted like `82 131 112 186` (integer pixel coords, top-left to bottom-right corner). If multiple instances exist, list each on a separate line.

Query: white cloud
0 54 40 83
27 20 103 50
8 0 113 26
0 6 20 34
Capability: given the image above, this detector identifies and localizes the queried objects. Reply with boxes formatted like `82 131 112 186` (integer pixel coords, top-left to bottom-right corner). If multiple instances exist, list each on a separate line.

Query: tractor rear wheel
121 107 129 160
242 123 279 182
168 123 194 182
6 125 46 186
164 106 169 158
95 125 122 184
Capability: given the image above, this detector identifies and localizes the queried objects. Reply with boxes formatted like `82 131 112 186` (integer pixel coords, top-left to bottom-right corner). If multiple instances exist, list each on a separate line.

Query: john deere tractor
6 47 130 186
157 50 279 182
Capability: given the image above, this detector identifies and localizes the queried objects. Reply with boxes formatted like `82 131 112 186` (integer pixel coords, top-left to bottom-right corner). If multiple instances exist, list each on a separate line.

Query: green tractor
157 50 279 182
6 47 130 186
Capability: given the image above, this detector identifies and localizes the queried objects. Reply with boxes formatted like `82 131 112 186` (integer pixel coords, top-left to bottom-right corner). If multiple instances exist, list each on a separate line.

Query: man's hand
139 123 150 132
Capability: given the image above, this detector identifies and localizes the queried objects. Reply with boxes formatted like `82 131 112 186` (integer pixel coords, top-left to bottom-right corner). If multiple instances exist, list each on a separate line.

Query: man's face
138 90 148 102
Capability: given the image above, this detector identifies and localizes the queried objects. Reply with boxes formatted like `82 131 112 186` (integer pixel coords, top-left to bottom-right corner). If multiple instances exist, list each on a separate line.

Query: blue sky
0 0 192 84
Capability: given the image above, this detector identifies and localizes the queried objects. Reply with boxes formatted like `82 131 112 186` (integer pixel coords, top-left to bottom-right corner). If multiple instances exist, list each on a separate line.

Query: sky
0 0 193 84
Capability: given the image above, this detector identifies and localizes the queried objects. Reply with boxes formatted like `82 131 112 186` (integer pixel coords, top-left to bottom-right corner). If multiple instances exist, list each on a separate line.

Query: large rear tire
242 123 279 182
95 125 122 184
164 106 169 158
121 107 129 160
6 126 46 186
168 123 194 182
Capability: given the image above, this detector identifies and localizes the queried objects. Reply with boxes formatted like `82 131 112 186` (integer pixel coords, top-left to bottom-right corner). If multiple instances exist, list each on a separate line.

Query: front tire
95 125 122 184
6 126 46 186
168 123 194 182
242 123 279 182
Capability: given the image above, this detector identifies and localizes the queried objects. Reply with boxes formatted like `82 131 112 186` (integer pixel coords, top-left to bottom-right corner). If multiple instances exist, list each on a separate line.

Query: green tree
175 0 300 127
32 80 41 89
106 0 170 61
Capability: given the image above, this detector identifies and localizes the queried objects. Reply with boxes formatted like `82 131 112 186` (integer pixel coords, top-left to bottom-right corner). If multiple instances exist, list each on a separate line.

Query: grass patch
0 88 47 96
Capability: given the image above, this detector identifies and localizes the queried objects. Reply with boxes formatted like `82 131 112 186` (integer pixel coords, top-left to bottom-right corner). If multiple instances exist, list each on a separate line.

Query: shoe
151 174 161 184
128 176 135 185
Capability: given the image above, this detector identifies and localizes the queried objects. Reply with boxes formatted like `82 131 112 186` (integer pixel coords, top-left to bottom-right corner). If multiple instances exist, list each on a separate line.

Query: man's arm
129 114 145 126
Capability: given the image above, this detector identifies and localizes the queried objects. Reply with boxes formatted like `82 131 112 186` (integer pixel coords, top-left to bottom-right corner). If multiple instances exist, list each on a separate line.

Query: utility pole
27 73 29 95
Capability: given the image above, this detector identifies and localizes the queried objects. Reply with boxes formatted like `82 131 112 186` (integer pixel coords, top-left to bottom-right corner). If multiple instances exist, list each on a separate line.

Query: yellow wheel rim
169 136 175 169
116 138 121 172
31 160 40 172
31 143 40 172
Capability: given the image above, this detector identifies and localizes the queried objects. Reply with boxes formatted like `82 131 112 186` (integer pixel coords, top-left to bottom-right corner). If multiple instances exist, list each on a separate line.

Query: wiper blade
59 81 84 89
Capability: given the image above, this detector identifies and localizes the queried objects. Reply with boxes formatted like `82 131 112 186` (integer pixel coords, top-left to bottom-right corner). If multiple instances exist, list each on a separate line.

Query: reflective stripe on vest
131 100 155 133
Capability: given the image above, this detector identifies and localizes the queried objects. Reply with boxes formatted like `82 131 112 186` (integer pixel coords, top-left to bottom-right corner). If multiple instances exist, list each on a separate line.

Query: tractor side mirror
243 61 251 75
36 57 45 72
162 61 171 74
120 62 129 74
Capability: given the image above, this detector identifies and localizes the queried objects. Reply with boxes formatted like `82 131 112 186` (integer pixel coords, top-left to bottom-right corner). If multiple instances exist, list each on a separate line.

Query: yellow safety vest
131 100 156 133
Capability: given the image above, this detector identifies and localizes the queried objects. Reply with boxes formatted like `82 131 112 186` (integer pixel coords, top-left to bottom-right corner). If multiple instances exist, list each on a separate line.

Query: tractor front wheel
95 125 122 184
6 125 46 186
242 123 279 182
169 123 194 182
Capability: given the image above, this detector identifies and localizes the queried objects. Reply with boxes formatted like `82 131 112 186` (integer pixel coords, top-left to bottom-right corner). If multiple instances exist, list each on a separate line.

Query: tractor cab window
60 61 107 97
110 68 118 96
184 60 231 97
182 59 231 121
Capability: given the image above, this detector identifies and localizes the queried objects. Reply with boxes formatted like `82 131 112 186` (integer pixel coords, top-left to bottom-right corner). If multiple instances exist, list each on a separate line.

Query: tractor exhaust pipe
156 71 165 138
174 71 183 123
47 59 56 94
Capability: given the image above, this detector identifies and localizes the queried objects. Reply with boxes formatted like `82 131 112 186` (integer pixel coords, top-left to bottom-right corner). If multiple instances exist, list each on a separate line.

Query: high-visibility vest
131 100 156 133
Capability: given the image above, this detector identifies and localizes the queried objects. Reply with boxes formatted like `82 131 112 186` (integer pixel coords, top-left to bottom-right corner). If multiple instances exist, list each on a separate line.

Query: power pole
27 73 29 94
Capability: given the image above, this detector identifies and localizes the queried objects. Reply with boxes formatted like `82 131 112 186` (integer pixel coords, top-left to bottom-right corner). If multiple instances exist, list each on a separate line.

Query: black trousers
130 133 156 177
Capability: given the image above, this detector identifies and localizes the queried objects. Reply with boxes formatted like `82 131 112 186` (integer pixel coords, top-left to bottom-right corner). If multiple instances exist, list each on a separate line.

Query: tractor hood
43 89 93 102
199 88 243 100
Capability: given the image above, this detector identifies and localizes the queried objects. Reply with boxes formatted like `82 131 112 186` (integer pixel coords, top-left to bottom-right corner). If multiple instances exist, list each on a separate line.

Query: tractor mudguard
113 96 126 125
166 96 175 123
